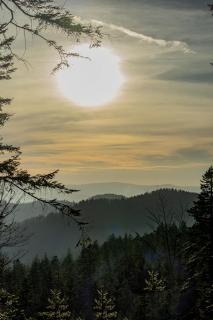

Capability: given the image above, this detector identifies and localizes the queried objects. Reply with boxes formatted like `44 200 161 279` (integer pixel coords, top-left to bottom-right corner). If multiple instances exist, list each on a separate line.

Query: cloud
90 18 194 53
141 145 213 166
177 146 213 161
145 0 207 10
157 69 213 83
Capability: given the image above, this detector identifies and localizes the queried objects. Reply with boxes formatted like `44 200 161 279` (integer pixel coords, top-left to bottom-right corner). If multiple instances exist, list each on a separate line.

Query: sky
2 0 213 186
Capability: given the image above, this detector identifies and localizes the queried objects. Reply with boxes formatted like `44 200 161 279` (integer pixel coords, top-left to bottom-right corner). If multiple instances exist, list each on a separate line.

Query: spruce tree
94 287 117 320
143 270 167 320
183 166 213 319
39 289 71 320
144 270 166 293
0 288 26 320
61 252 76 311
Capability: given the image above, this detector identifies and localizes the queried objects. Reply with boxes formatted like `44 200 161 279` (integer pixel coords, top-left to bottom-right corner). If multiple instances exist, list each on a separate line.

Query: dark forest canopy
0 224 191 320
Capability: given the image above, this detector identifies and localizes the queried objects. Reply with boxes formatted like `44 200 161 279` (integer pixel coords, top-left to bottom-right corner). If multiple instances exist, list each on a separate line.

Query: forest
0 167 213 320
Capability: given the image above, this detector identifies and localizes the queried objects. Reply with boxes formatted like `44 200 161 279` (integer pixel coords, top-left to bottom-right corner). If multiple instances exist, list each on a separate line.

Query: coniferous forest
0 167 213 320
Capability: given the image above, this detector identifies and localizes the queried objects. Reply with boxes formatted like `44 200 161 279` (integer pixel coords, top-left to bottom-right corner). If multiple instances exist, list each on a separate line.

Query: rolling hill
8 189 197 263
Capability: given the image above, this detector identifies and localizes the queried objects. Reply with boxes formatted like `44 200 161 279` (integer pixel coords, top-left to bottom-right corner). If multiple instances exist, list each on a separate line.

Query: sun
55 44 125 107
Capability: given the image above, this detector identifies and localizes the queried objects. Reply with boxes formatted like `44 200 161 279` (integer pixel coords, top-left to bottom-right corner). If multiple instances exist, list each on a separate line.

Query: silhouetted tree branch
0 0 102 253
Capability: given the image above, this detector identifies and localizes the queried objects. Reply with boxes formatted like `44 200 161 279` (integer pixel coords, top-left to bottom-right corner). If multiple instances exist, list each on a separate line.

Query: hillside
12 183 199 222
9 189 197 263
68 182 199 202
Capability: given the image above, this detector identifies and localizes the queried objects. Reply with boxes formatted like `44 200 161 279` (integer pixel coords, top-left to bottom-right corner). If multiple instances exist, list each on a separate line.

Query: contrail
75 16 193 54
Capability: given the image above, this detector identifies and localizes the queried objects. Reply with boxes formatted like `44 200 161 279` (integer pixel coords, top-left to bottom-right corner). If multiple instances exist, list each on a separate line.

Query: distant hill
68 182 199 202
12 201 54 222
13 183 199 222
90 194 126 200
8 189 197 263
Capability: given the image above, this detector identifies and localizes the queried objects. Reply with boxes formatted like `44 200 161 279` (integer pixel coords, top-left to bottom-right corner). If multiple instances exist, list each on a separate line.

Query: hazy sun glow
56 44 125 107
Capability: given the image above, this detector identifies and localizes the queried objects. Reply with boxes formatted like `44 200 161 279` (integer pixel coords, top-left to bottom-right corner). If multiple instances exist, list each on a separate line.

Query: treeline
1 223 187 320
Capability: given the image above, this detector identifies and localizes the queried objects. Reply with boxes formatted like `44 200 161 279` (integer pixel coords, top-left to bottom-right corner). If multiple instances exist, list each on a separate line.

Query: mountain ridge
8 189 197 263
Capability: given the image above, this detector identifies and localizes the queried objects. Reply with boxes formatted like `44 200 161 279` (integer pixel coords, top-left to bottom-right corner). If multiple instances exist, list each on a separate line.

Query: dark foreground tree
182 166 213 319
39 289 71 320
0 288 26 320
143 270 167 320
94 287 117 320
0 0 102 255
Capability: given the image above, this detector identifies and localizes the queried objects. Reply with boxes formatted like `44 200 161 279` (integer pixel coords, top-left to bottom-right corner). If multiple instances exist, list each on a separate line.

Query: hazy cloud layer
141 145 213 166
71 0 208 11
157 69 213 83
2 0 212 185
140 0 208 10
